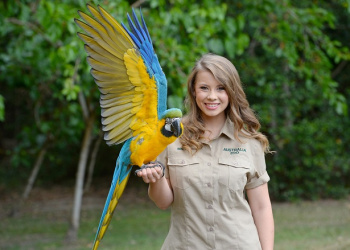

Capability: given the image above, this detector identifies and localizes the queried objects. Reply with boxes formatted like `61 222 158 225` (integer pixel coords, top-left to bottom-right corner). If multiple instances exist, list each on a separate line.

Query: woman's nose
207 90 217 100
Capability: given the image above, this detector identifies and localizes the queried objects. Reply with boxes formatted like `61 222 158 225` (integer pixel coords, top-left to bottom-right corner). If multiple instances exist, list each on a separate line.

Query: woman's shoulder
165 139 187 155
236 134 263 152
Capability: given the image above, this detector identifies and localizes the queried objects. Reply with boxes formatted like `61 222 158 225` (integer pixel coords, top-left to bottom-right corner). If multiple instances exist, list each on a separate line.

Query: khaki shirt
157 118 270 250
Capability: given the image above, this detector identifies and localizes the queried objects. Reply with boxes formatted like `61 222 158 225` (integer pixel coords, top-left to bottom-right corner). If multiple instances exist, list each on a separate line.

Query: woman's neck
202 114 226 141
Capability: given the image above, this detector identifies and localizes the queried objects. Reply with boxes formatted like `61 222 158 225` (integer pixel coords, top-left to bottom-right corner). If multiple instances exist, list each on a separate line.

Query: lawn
0 184 349 250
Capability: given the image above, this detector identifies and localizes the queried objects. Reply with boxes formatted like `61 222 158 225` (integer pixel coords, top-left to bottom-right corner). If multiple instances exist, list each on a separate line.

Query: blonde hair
180 53 270 153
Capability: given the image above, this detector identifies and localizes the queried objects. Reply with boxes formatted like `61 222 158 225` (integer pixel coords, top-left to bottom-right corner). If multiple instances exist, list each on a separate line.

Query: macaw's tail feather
92 173 130 248
92 140 133 250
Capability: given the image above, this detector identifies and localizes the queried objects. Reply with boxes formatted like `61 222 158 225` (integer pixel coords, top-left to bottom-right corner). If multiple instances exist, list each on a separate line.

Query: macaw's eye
165 118 172 132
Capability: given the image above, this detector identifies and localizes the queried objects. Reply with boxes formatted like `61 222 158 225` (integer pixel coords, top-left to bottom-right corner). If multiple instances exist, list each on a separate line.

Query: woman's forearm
252 204 274 250
247 183 274 250
148 177 174 210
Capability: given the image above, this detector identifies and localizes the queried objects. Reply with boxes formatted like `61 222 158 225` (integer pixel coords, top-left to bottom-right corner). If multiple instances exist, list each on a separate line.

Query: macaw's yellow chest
129 128 177 167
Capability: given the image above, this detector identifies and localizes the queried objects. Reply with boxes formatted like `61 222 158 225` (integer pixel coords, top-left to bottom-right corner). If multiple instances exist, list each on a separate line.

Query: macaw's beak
172 118 182 137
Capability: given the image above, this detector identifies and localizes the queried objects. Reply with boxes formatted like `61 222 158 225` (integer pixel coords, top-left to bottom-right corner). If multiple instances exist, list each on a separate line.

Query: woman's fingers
137 166 163 183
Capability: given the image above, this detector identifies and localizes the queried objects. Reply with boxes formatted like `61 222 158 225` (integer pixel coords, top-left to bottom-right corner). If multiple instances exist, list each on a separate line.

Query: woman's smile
205 103 220 109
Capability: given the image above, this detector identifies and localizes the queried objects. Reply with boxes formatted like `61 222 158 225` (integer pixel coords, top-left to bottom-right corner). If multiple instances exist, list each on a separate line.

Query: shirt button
180 160 185 164
206 183 212 187
209 227 214 232
208 205 213 209
207 162 211 166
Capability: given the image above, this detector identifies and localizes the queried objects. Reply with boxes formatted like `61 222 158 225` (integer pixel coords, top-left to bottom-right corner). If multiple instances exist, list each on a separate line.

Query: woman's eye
200 86 208 90
218 86 225 91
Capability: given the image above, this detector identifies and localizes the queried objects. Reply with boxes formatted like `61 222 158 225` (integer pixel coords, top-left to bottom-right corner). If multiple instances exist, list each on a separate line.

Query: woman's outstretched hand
136 163 164 183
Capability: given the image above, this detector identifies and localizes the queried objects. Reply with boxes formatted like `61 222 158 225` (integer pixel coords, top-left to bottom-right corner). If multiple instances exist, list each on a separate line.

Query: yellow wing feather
97 5 134 46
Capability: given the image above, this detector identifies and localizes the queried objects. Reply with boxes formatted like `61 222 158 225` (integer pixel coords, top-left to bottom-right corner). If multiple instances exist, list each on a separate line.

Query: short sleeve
156 147 169 178
245 140 270 189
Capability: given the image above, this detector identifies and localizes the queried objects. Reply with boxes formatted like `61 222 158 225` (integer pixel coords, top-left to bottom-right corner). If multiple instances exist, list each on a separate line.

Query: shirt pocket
167 157 200 190
218 157 250 191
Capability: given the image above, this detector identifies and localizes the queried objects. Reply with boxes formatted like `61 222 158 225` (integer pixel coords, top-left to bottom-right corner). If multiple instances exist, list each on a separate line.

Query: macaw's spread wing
75 4 166 146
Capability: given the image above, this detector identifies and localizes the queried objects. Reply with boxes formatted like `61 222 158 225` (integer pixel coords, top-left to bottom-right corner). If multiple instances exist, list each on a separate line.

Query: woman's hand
136 163 164 183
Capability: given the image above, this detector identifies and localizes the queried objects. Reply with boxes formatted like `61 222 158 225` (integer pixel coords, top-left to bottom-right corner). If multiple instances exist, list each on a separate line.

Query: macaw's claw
134 161 165 177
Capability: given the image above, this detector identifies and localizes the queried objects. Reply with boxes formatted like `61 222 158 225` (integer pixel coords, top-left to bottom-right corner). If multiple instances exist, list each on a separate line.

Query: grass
273 200 350 250
0 185 349 250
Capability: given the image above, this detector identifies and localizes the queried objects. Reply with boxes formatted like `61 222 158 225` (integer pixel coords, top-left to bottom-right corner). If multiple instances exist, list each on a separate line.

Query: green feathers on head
160 108 183 119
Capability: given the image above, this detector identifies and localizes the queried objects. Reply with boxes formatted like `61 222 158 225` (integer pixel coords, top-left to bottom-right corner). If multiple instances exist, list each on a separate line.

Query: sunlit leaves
62 78 80 101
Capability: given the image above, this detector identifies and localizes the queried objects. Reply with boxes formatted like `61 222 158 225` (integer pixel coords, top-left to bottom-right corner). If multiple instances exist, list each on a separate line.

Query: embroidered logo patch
177 147 184 150
223 147 247 155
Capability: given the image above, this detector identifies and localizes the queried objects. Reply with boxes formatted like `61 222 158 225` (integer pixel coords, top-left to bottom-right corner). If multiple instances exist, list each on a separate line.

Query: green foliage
0 0 97 185
0 0 349 200
217 0 350 201
0 95 4 121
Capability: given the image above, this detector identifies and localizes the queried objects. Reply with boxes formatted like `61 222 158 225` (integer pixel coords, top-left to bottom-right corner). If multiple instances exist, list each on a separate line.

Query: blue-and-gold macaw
74 4 183 249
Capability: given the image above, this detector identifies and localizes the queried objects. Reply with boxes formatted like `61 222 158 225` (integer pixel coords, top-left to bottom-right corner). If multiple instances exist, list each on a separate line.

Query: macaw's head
160 108 183 138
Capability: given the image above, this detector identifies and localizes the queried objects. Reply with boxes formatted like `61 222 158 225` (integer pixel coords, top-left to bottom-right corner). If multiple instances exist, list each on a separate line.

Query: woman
137 53 274 250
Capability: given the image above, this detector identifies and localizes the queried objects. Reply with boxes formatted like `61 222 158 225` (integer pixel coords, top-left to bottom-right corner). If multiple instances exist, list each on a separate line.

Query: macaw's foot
134 161 165 177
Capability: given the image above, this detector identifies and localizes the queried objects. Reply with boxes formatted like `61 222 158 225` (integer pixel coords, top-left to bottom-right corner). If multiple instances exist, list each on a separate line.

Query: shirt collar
219 117 235 140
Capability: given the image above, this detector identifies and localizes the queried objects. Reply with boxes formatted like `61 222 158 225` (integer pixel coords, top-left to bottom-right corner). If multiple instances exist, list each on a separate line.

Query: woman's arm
246 183 274 250
137 166 174 210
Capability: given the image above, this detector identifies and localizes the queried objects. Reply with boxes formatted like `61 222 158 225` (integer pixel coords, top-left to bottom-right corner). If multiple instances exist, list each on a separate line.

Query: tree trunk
22 144 48 199
66 113 95 242
84 131 103 193
9 141 48 217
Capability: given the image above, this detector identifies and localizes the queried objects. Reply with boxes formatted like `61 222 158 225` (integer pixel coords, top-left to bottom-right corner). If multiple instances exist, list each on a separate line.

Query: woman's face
194 70 229 122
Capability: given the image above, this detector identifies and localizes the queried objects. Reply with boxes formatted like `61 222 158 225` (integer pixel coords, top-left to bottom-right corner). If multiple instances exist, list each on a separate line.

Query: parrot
74 4 183 250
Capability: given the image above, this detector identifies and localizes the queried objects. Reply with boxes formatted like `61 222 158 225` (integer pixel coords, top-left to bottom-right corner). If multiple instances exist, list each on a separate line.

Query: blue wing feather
122 19 142 48
123 15 153 64
131 9 148 43
140 10 153 47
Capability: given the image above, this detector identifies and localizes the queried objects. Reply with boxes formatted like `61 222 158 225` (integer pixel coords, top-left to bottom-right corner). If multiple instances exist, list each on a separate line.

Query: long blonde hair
180 53 270 153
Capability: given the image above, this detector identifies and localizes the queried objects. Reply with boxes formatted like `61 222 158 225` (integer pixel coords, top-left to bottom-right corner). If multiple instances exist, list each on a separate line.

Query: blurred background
0 0 349 249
